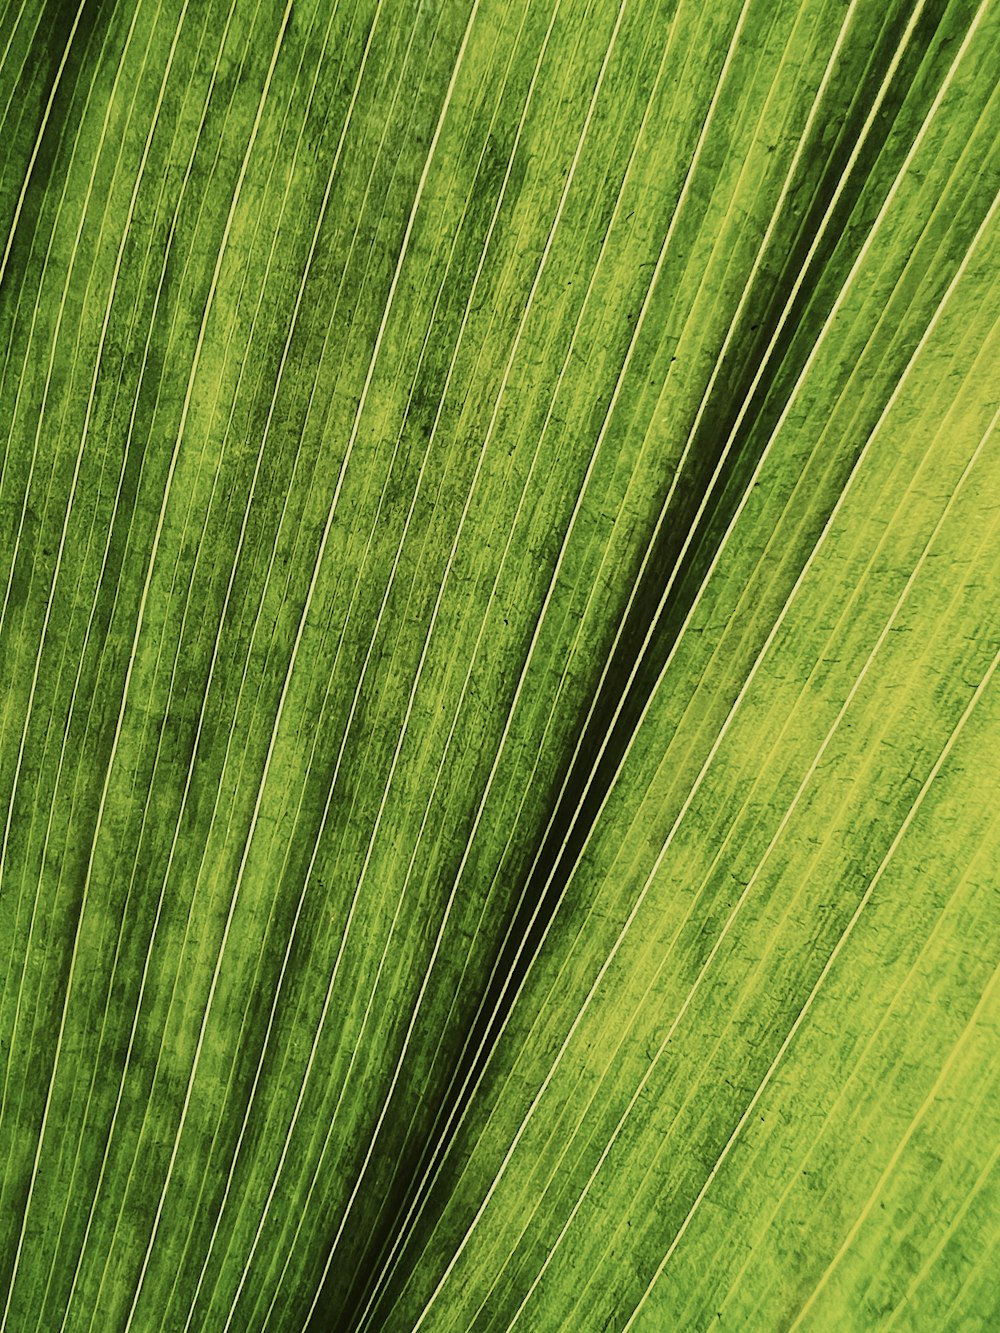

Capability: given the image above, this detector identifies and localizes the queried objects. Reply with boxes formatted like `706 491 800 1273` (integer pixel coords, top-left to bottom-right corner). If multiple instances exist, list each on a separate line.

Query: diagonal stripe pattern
0 1 996 1329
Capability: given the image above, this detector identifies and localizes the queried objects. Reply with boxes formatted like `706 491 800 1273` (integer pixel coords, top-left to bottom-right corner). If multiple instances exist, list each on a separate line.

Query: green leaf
1 0 996 1329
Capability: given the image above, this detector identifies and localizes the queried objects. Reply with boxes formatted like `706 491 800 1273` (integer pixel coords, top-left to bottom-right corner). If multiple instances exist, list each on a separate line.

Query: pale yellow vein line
0 4 121 652
0 1 148 1122
0 0 28 70
0 0 87 286
0 0 35 133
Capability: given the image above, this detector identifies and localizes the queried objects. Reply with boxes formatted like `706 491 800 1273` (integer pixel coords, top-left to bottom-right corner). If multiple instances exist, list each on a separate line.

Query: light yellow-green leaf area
0 0 996 1329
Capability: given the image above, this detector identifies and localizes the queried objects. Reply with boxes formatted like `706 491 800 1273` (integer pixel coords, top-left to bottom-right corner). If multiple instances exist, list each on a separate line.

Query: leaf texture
0 0 996 1329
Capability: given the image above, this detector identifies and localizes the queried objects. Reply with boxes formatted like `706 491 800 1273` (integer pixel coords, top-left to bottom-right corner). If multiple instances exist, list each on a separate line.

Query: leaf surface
0 0 996 1329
